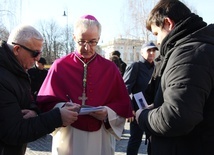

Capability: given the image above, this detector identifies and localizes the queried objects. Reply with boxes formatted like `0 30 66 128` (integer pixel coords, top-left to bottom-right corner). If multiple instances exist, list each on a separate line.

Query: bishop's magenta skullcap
80 14 98 21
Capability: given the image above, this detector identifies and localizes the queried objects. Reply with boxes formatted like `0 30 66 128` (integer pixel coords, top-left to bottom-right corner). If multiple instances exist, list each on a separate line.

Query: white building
100 38 145 65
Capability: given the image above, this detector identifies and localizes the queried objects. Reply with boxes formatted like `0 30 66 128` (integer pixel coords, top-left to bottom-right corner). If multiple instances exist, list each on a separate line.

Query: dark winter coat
119 58 127 76
0 41 62 155
123 58 154 111
138 14 214 155
28 66 48 100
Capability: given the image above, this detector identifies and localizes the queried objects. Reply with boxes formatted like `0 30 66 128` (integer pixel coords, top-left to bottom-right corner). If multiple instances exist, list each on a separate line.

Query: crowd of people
0 0 214 155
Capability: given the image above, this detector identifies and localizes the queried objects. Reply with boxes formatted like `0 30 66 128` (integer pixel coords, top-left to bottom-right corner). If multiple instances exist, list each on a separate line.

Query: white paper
79 106 104 115
133 92 148 109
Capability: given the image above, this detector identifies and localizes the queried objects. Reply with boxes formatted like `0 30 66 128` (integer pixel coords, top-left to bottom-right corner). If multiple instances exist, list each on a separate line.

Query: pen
66 94 74 105
66 94 81 113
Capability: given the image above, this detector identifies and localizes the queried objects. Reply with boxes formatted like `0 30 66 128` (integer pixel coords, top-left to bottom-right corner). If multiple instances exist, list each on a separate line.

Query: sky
20 0 125 43
10 0 214 43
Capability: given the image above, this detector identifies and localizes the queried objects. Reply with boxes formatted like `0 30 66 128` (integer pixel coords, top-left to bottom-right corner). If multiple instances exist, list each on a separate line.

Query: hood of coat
0 40 29 80
160 13 213 57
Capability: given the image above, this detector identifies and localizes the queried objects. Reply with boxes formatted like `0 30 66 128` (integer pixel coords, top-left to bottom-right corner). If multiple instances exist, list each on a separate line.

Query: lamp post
63 10 69 55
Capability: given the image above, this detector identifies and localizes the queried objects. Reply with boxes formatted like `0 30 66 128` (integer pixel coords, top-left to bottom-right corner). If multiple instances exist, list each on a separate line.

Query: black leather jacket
123 58 154 111
0 41 61 155
139 14 214 155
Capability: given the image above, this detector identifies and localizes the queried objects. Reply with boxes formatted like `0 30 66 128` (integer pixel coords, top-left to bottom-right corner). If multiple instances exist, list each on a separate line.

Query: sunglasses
12 42 41 58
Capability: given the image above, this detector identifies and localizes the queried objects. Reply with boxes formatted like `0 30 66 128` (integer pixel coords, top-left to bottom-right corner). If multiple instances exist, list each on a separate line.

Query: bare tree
0 0 20 31
0 24 9 41
122 0 198 42
121 0 158 41
37 19 62 64
0 0 20 42
36 19 75 64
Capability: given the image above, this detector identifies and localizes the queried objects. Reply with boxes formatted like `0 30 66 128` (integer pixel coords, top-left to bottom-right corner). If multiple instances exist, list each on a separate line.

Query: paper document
133 92 148 109
79 105 104 115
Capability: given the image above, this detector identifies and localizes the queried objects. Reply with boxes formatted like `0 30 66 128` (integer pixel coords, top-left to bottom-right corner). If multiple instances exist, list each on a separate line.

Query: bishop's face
74 25 100 59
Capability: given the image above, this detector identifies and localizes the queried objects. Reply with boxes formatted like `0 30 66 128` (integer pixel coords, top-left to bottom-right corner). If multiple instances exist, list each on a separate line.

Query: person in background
37 14 132 155
112 50 127 76
109 55 122 74
0 24 80 155
28 57 48 100
136 0 214 155
123 42 158 155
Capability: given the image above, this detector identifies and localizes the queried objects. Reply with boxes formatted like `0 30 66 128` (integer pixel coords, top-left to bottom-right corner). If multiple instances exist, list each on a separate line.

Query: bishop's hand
89 106 107 121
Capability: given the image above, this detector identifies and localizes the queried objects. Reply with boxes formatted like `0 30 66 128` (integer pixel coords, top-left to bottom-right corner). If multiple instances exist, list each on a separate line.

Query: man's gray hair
73 18 102 37
7 24 43 45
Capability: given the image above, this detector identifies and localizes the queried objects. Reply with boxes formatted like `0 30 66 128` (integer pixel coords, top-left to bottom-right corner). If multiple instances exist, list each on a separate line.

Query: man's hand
60 104 80 126
22 109 37 119
135 104 154 124
64 102 81 112
89 106 107 121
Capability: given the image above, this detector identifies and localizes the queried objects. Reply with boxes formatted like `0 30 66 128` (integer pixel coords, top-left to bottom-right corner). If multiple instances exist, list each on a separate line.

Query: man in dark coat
136 0 214 155
28 57 48 100
0 24 79 155
123 42 158 155
112 50 127 76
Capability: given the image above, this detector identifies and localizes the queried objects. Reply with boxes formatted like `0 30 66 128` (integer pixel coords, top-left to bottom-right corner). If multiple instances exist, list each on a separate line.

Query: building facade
100 38 145 65
100 38 159 66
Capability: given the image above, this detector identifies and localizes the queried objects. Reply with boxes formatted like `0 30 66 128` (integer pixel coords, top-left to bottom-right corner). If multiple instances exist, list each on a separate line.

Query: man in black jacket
136 0 214 155
28 57 48 100
0 24 80 155
112 50 127 76
123 42 158 155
